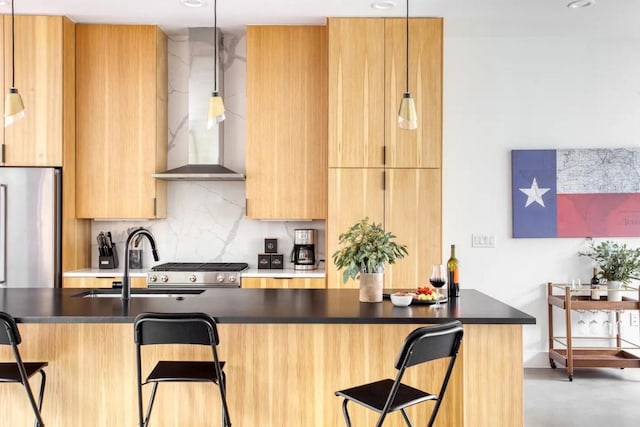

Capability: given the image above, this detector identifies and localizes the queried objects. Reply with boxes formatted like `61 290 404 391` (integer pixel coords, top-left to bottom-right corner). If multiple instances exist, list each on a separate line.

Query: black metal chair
133 312 230 427
335 321 463 427
0 312 48 427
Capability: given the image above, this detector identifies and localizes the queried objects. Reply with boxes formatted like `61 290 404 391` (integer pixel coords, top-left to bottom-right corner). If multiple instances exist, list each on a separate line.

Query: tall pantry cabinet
327 18 443 289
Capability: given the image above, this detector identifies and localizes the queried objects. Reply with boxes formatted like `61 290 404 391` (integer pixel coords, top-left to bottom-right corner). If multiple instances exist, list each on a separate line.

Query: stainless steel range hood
153 28 244 182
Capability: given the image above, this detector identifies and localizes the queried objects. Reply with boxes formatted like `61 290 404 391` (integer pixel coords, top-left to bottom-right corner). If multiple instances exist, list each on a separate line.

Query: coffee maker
290 229 317 270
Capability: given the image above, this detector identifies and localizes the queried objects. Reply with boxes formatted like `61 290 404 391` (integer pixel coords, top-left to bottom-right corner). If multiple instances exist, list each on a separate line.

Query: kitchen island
0 288 534 427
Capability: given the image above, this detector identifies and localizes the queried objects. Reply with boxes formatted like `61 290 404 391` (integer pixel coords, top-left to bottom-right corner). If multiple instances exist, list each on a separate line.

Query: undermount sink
73 289 205 299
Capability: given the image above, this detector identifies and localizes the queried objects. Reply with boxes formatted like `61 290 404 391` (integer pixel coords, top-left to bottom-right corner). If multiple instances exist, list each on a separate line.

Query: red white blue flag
511 149 640 238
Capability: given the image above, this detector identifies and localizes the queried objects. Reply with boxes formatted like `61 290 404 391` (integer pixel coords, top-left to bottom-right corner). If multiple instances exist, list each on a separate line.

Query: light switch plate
471 233 496 248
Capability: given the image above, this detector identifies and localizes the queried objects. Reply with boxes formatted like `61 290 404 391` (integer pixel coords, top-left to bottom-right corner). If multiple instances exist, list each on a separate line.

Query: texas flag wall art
511 148 640 238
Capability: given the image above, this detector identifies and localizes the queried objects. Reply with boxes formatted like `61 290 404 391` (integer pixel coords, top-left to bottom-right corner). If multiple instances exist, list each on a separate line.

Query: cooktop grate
151 262 249 272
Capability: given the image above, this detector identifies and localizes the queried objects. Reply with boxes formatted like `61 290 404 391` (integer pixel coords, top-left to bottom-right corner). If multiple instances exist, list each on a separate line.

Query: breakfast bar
0 288 535 427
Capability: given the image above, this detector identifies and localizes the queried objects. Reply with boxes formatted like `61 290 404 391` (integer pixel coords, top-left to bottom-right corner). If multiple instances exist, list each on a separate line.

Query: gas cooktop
151 262 249 272
147 262 249 288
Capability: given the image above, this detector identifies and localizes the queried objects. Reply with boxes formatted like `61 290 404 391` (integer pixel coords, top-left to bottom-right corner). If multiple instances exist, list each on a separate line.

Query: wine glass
576 310 587 335
601 310 612 336
429 264 447 308
589 310 599 334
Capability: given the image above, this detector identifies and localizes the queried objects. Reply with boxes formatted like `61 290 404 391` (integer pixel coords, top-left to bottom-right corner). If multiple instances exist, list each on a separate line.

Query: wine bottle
590 267 600 301
447 244 459 298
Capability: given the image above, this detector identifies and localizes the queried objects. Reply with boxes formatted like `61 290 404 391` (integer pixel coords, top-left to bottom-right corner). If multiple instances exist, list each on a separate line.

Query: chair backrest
394 321 463 370
134 312 219 346
0 312 21 346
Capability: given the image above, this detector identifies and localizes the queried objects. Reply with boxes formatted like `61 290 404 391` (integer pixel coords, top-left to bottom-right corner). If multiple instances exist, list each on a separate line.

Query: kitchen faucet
122 228 159 300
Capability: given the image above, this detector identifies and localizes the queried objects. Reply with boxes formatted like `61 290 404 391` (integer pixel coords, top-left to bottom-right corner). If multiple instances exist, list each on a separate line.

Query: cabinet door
242 277 325 289
384 169 442 288
327 168 385 288
385 18 442 168
2 16 67 167
246 26 327 220
328 18 385 168
75 24 167 219
63 277 147 288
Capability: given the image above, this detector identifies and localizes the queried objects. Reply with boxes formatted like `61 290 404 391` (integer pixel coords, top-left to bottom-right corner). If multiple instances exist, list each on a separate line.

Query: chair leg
400 408 414 427
341 399 353 427
33 370 47 427
21 371 45 427
142 382 159 427
219 371 231 427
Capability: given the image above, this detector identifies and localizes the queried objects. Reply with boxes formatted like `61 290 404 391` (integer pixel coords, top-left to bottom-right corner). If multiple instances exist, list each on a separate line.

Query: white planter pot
359 272 383 303
607 280 623 302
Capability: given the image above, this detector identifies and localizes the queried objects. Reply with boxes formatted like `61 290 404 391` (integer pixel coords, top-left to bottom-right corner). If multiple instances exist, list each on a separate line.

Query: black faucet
122 228 159 300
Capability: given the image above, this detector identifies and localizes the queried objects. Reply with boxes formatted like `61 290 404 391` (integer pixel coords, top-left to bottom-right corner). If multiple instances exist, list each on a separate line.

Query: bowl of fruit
414 287 446 304
390 292 415 307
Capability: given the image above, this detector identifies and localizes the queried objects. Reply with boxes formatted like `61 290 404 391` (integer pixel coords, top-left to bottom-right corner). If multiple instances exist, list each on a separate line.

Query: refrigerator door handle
0 184 6 284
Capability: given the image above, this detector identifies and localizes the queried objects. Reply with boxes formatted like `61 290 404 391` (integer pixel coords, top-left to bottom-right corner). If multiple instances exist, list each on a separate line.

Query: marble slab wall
90 29 326 270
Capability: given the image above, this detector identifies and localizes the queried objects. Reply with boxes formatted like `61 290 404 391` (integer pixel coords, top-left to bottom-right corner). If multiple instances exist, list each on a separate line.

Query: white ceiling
2 0 640 37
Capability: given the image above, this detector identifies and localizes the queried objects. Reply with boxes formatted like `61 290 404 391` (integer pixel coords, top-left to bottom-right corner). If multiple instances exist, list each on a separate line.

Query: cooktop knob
228 275 237 282
188 274 197 283
160 275 169 283
148 274 157 283
216 274 225 283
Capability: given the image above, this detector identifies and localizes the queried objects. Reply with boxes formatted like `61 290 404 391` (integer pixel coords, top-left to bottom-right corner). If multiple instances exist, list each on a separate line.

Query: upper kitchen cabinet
1 16 75 167
75 24 167 219
327 18 385 168
246 26 327 220
327 18 442 169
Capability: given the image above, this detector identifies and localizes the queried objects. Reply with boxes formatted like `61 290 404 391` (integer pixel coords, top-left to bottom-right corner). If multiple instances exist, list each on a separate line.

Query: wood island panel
0 322 523 427
62 277 147 288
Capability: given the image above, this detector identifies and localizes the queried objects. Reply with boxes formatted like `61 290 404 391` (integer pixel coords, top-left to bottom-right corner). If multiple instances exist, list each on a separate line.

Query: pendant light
397 0 417 130
207 0 225 128
5 0 25 127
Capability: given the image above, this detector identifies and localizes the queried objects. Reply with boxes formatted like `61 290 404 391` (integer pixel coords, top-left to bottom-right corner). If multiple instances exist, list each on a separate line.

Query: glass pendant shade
5 87 25 127
207 92 225 128
397 92 417 130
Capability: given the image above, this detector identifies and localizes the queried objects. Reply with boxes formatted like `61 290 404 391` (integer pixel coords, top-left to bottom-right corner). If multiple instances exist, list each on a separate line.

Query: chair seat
144 360 225 384
0 362 48 383
336 378 436 413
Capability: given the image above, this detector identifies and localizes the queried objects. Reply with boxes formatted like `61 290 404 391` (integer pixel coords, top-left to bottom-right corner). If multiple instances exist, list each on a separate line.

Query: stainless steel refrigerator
0 167 61 288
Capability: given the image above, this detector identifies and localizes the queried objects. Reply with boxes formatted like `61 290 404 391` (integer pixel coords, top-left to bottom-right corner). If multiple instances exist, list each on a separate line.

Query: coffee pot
290 229 317 270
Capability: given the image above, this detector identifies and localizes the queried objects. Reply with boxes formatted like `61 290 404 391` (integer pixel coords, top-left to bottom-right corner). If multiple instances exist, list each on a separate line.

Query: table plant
332 217 408 302
579 240 640 301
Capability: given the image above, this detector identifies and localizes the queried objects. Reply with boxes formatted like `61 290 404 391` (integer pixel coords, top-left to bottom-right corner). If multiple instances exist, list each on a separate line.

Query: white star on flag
519 178 550 207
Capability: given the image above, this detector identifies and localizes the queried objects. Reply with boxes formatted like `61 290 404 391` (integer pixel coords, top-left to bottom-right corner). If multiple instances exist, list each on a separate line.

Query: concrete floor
524 368 640 427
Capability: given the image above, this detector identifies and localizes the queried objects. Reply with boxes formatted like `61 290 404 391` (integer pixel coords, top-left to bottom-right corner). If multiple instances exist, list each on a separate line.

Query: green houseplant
579 240 640 301
332 218 408 302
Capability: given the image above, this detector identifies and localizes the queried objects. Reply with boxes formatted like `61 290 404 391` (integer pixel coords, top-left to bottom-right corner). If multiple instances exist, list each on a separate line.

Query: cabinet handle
1 144 5 163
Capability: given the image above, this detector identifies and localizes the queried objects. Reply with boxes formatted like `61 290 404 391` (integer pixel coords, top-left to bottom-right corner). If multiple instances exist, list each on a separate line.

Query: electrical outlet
631 311 639 327
471 234 496 248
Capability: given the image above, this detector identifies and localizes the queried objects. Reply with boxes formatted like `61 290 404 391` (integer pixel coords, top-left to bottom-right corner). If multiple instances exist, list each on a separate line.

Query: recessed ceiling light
567 0 595 8
181 0 207 8
371 0 397 10
0 1 9 5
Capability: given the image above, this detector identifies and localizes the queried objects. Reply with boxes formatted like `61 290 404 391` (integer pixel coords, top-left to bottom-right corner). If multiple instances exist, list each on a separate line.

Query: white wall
443 34 640 366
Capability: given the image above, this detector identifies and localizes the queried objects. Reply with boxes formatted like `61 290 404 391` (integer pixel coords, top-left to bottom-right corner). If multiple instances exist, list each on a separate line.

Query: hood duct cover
154 28 244 181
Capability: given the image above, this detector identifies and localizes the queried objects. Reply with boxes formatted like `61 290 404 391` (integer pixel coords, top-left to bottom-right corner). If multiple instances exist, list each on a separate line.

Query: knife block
99 245 119 269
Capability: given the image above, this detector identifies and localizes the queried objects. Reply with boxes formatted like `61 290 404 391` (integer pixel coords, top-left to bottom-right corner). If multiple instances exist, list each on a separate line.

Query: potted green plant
579 240 640 301
332 217 408 302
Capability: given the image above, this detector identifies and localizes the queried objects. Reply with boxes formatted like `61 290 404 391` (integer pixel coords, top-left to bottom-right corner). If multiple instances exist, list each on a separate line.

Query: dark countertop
0 288 536 325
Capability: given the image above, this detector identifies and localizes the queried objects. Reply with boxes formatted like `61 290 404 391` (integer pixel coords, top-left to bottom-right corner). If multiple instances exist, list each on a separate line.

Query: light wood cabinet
246 25 327 220
63 276 147 289
327 18 442 169
1 16 75 167
242 277 326 289
75 24 167 219
327 168 441 289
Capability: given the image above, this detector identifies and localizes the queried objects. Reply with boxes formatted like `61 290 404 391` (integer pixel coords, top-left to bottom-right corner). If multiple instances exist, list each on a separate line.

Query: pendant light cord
405 0 409 93
11 0 16 87
213 0 218 93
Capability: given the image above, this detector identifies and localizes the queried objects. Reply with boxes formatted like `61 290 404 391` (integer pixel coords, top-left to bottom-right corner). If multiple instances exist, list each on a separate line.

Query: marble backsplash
90 28 326 270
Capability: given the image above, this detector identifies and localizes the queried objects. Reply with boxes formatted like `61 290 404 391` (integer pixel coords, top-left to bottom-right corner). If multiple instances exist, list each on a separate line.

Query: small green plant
332 217 408 284
579 240 640 283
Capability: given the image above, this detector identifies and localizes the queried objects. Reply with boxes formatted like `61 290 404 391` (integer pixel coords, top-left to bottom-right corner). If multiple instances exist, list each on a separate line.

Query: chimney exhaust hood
153 28 244 181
